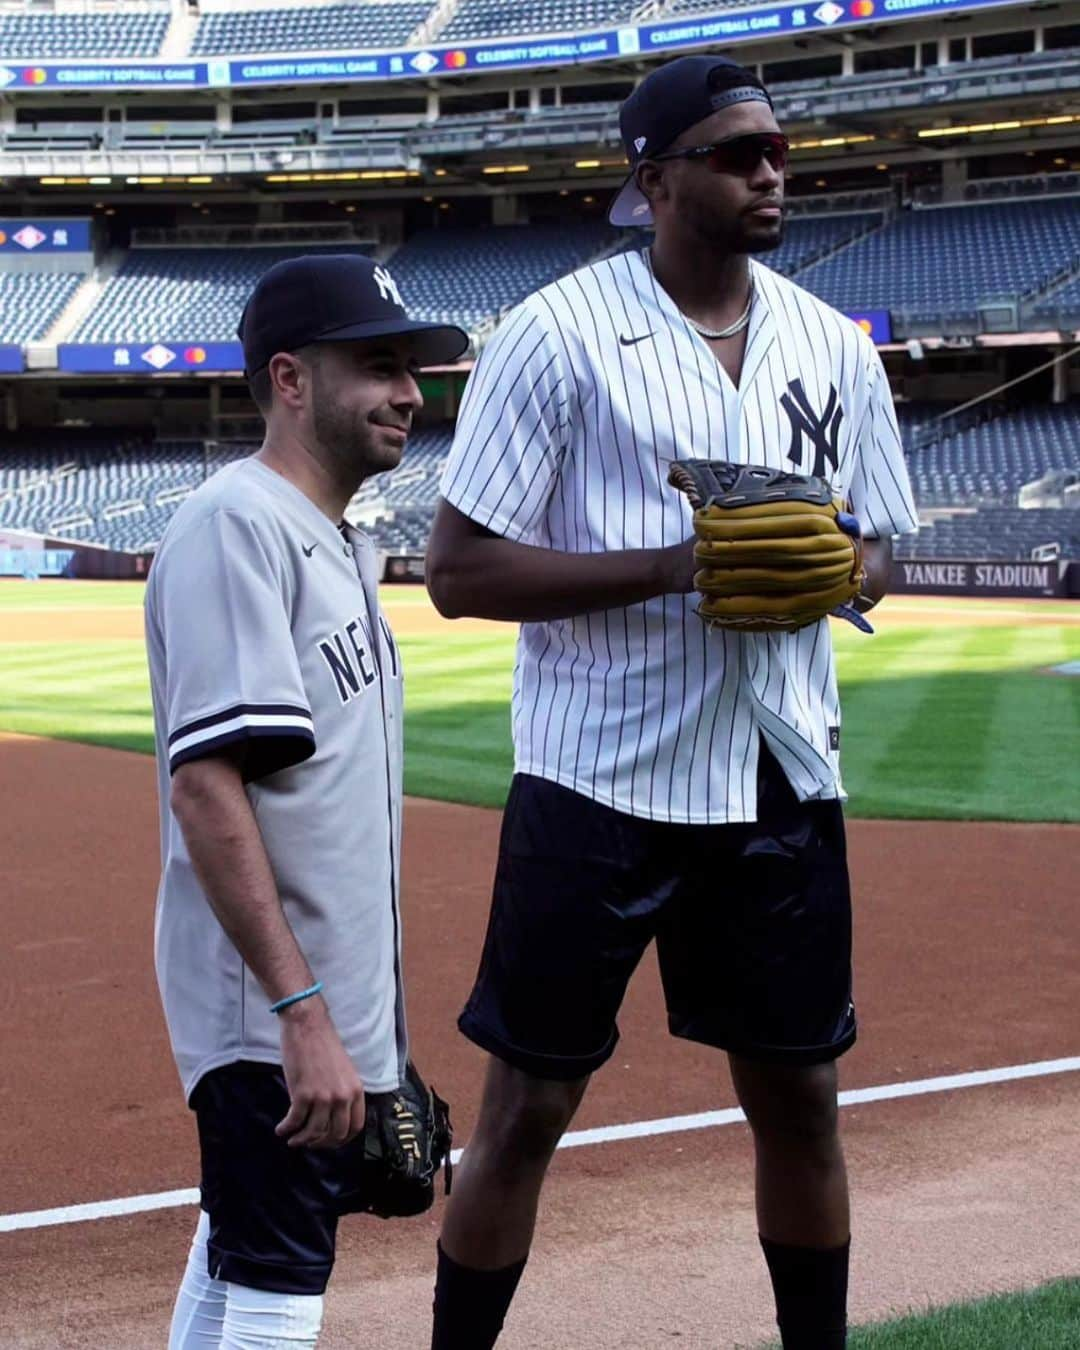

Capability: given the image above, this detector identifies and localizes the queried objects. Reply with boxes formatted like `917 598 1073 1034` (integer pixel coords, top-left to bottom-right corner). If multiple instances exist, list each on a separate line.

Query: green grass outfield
1 580 1076 821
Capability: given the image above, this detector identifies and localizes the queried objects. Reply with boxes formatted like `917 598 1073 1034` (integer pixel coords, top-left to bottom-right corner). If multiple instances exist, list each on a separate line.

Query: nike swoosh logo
302 542 318 557
619 332 655 347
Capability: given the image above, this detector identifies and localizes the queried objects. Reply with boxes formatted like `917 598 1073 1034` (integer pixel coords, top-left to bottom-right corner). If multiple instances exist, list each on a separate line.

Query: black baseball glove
340 1060 453 1219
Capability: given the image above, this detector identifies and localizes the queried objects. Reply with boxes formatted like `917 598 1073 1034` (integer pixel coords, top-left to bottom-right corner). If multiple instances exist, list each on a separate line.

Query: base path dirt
0 736 1077 1348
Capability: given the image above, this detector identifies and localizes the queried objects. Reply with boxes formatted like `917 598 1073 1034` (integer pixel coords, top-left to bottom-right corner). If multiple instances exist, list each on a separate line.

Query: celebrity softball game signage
0 0 1034 93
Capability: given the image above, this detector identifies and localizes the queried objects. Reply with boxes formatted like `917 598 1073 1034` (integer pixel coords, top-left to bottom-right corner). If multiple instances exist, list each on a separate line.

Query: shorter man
146 254 467 1348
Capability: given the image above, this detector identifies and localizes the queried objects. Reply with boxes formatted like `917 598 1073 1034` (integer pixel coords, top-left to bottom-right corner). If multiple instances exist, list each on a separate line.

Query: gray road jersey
145 457 406 1100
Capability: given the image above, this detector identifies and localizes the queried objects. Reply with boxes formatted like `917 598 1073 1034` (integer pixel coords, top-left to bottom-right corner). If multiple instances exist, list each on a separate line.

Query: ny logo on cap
373 265 404 308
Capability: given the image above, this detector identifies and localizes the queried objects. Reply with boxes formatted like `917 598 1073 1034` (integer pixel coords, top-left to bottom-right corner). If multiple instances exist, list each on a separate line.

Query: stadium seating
0 273 83 344
386 223 617 330
190 3 434 55
892 507 1080 560
765 213 882 279
902 405 1080 505
1031 272 1080 327
72 245 372 345
666 0 763 11
0 434 210 549
0 11 168 58
797 199 1080 319
72 227 612 344
4 404 1080 559
440 0 638 40
371 424 453 509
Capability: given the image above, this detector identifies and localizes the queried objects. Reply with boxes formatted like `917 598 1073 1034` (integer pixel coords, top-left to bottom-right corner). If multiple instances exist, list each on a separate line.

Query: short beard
686 197 785 256
741 224 785 254
311 366 380 476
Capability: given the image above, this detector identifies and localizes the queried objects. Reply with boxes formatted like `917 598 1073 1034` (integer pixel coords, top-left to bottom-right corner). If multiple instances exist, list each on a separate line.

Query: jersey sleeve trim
168 702 315 778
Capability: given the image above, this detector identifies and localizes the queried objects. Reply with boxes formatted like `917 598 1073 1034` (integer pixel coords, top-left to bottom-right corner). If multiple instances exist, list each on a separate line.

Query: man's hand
275 997 366 1149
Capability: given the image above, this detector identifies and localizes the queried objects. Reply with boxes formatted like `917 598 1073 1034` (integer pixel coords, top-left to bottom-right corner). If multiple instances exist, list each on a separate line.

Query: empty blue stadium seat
441 0 637 40
901 404 1080 505
191 2 434 55
765 213 881 278
387 223 616 331
73 245 372 344
0 272 83 343
798 199 1080 317
0 12 168 58
893 506 1080 560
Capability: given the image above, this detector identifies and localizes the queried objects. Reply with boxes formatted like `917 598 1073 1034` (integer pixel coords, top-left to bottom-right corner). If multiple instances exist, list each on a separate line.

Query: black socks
760 1235 851 1350
431 1241 528 1350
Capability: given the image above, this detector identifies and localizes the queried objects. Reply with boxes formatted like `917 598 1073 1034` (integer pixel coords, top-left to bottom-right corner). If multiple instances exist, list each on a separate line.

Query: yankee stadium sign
0 0 1037 93
890 559 1070 597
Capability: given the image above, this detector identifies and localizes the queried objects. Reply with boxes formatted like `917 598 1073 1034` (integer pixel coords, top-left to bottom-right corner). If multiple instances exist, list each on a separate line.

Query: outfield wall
0 529 151 580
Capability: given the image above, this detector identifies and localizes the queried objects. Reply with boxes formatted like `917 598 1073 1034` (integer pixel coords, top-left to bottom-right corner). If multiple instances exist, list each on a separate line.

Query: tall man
146 255 466 1348
425 56 917 1350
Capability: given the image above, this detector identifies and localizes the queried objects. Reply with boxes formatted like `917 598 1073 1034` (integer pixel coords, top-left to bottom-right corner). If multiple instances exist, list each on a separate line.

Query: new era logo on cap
634 136 647 153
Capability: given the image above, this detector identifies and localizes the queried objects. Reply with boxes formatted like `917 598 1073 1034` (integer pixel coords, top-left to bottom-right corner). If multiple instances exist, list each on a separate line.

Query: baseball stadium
1 0 1078 1345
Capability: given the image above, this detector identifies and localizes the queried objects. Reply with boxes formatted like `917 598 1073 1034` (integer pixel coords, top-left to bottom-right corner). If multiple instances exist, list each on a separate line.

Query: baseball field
1 578 1078 1347
1 580 1077 820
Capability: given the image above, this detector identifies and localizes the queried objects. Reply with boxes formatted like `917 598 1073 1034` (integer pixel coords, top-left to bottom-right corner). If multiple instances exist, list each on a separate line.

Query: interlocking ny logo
780 378 843 478
372 265 404 308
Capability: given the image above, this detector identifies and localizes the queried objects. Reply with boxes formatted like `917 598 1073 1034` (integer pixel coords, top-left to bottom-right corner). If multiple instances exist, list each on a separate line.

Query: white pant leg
220 1283 324 1350
168 1210 228 1349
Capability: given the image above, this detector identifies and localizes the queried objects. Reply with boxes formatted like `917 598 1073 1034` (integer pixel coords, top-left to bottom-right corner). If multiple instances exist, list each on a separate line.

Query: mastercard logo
184 347 207 365
21 67 47 85
850 0 874 15
445 50 468 69
856 318 873 334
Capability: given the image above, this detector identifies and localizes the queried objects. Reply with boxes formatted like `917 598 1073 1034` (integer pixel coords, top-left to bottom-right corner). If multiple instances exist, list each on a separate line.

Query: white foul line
3 1055 1078 1235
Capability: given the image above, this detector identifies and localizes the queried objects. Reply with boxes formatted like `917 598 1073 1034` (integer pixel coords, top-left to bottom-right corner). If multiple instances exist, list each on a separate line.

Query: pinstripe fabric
442 249 918 823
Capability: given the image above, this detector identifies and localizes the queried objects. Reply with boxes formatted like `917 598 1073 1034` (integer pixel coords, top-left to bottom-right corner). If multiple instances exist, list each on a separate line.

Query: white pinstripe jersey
145 458 407 1099
441 248 918 824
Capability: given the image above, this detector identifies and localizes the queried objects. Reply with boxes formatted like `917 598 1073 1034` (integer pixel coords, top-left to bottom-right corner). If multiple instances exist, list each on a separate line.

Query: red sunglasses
651 132 789 177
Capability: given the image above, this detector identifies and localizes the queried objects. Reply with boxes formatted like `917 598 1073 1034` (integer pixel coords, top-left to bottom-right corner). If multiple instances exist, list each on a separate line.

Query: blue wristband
269 981 323 1014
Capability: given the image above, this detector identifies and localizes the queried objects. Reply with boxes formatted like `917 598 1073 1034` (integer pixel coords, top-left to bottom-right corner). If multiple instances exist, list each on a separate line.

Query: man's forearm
427 528 694 622
171 759 314 1005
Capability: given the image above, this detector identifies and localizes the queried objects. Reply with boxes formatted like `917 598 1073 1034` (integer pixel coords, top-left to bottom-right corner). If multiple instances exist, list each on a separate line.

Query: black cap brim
311 315 470 367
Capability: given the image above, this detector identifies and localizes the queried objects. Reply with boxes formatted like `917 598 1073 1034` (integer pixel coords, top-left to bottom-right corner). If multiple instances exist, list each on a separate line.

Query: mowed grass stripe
974 624 1080 822
846 627 1019 819
838 628 975 812
399 636 516 691
0 580 146 611
0 642 150 747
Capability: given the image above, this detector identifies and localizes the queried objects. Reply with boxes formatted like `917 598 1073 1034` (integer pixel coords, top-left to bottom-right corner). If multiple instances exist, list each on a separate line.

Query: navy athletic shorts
191 1061 372 1296
459 746 856 1080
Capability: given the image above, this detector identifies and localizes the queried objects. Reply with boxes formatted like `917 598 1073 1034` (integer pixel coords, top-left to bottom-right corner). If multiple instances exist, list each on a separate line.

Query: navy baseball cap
609 56 774 228
238 253 469 376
